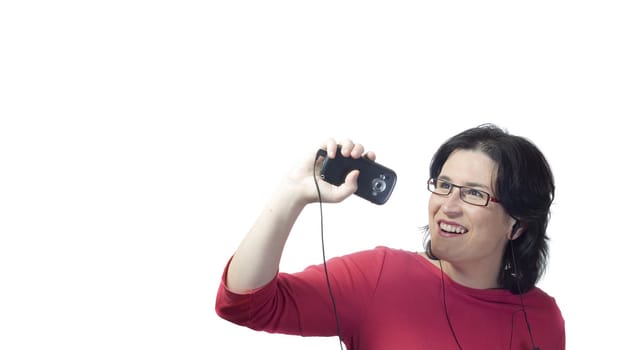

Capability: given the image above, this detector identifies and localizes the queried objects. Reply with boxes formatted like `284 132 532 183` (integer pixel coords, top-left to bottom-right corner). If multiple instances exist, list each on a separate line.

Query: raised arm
225 138 375 293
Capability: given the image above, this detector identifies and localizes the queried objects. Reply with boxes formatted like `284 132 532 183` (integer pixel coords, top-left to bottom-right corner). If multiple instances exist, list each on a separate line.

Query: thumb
338 169 360 196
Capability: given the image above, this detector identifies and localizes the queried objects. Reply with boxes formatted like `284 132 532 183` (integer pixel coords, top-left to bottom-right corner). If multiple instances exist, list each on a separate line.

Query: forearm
226 181 308 293
224 140 364 293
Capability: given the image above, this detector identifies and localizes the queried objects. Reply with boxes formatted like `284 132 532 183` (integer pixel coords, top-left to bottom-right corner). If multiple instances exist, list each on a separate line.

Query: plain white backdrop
1 1 617 349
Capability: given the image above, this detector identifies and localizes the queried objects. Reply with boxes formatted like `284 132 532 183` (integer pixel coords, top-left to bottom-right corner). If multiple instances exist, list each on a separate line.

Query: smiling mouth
439 222 468 234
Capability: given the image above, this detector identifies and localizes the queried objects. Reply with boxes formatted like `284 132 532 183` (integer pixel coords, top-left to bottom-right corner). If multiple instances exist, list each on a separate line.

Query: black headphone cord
509 240 540 350
312 151 538 350
439 259 464 350
313 152 345 350
439 245 541 350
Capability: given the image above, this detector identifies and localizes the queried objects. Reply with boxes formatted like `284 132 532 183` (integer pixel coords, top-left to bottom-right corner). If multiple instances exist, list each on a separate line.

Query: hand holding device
317 146 397 205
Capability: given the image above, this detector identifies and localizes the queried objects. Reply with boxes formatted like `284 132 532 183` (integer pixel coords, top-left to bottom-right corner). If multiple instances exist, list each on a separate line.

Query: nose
440 187 463 216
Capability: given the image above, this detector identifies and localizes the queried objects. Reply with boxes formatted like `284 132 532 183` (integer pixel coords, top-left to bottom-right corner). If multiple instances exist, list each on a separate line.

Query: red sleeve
214 248 387 338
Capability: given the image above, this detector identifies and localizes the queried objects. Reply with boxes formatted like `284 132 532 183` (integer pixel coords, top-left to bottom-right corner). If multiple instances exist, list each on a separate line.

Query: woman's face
428 149 516 269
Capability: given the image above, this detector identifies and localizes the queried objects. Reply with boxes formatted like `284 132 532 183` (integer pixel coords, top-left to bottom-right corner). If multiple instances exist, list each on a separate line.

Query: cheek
484 214 513 240
428 196 440 217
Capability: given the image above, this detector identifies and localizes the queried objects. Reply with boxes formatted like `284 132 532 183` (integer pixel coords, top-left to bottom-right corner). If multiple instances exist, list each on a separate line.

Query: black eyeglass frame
427 178 500 207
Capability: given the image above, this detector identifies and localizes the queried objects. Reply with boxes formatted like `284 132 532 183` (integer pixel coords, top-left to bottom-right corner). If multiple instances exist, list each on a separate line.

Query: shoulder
342 246 422 262
332 246 437 280
324 246 423 274
369 246 438 269
525 287 566 343
527 286 564 316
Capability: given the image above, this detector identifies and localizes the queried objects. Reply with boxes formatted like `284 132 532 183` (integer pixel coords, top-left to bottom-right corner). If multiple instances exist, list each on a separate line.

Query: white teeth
440 222 467 234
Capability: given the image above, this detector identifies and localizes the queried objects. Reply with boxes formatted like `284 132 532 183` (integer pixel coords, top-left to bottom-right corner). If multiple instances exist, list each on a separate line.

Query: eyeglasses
427 178 500 207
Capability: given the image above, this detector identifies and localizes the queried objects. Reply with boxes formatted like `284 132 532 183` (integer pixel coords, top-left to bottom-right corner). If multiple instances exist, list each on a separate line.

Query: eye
463 188 486 199
437 180 451 189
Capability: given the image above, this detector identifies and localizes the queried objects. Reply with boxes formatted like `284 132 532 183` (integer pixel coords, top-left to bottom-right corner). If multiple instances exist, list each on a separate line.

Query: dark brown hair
425 123 555 294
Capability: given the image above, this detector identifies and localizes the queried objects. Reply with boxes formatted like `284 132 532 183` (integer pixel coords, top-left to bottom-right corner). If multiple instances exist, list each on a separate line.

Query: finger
350 143 365 158
319 138 338 158
339 139 354 157
364 150 377 162
327 138 339 158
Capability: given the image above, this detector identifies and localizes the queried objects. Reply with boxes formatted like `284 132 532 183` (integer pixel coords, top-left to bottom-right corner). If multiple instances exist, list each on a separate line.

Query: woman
215 124 565 349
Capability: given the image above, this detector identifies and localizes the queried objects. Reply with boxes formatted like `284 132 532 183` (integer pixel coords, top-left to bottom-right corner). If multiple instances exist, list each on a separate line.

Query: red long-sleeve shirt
216 247 565 349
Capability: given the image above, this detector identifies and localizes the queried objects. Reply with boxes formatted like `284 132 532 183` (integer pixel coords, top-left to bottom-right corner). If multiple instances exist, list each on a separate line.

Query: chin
428 238 445 260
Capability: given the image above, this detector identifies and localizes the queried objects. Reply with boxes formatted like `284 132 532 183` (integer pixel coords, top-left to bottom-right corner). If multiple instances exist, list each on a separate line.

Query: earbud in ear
510 221 521 239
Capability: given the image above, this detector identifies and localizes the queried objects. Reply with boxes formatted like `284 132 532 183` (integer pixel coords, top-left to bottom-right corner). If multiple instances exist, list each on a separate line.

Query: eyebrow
437 175 493 192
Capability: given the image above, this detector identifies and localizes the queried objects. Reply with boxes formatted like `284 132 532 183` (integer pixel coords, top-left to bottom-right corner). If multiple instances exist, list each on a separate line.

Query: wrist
275 178 314 209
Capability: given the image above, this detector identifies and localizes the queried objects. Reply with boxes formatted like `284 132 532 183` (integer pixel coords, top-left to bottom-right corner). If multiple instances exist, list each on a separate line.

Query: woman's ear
509 220 527 240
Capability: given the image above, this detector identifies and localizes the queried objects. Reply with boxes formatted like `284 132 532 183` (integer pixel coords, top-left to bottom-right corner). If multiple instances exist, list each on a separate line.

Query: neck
439 258 502 290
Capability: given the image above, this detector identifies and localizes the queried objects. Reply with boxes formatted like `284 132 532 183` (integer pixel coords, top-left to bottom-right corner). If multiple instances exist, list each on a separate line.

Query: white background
1 1 617 349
